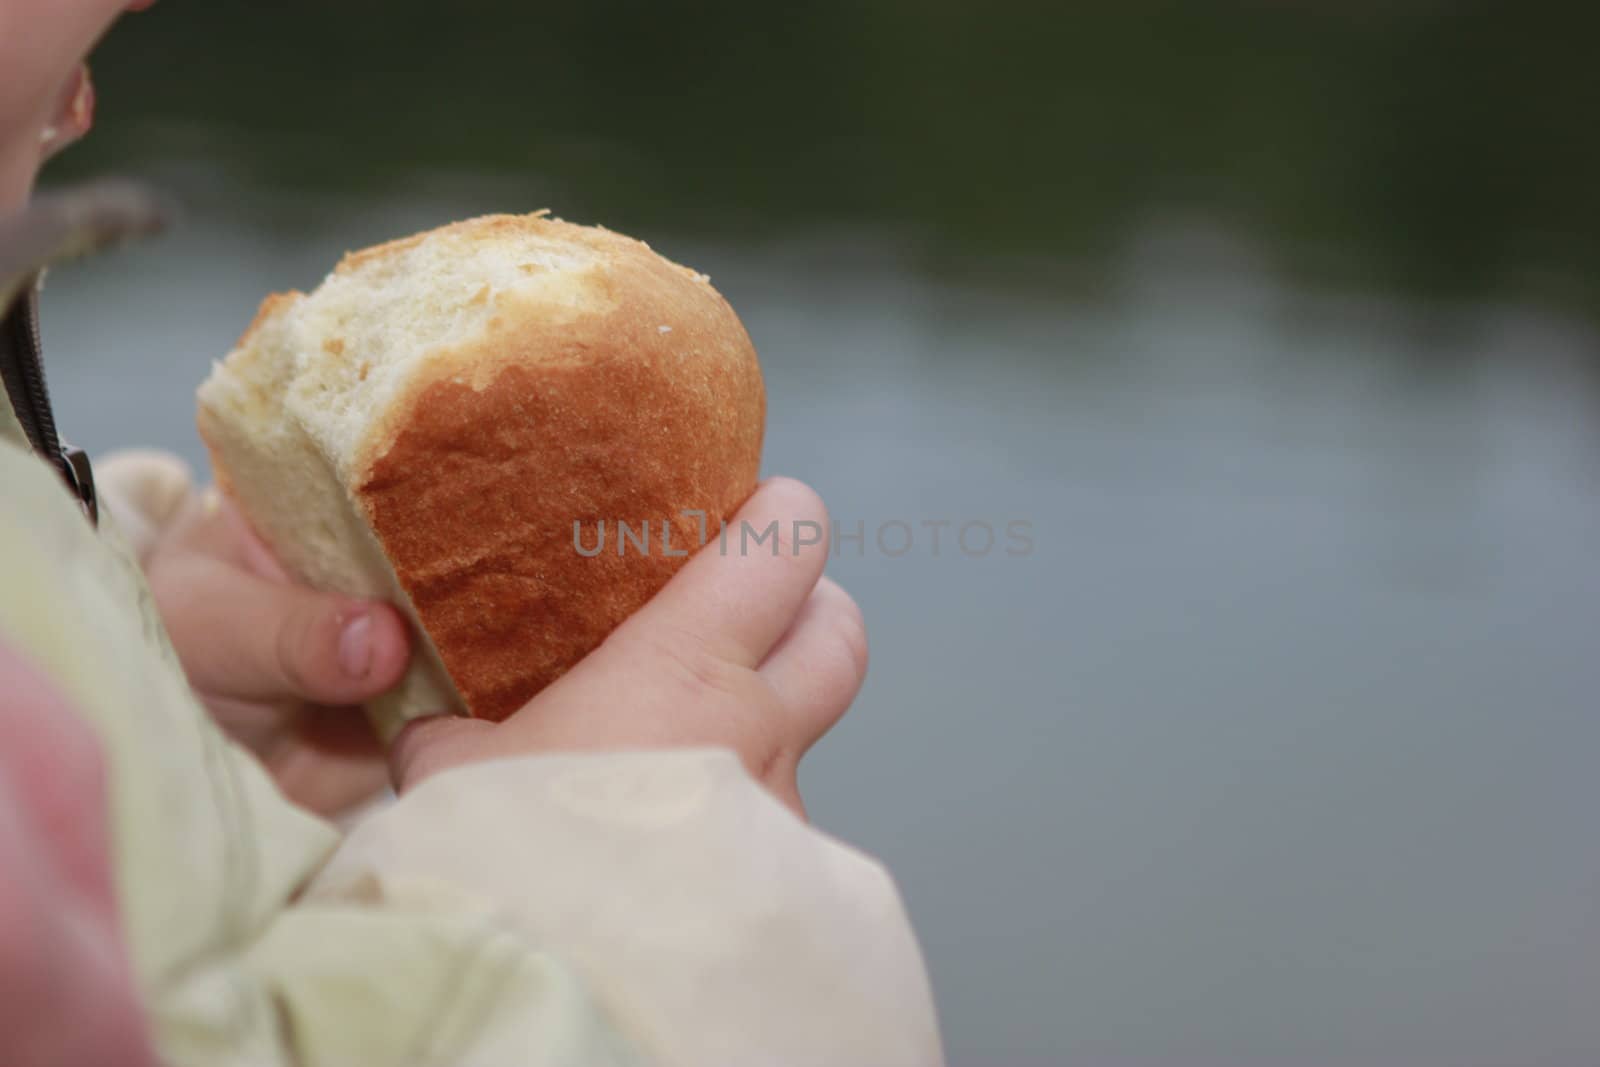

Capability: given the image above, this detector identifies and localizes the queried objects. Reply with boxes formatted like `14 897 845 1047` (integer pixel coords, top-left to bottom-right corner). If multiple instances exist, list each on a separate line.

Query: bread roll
197 213 765 733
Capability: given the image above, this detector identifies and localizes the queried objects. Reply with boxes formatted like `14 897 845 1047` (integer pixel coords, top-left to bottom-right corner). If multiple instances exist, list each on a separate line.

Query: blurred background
39 2 1600 1064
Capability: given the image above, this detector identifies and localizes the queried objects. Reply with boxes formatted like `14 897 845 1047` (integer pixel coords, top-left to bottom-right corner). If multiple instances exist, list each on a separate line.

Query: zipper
0 280 97 523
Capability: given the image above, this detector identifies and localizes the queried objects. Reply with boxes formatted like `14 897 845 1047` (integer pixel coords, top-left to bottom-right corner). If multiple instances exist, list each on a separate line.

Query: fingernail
338 611 373 679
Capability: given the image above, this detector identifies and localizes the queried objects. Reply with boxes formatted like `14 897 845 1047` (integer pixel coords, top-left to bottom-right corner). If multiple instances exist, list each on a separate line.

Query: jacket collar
0 181 169 504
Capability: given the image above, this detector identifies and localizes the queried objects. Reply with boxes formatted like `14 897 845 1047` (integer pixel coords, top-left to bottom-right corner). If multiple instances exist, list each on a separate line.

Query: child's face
0 0 148 210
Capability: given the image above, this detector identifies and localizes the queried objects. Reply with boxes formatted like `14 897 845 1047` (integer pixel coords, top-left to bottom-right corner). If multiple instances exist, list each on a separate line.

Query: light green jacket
0 197 942 1066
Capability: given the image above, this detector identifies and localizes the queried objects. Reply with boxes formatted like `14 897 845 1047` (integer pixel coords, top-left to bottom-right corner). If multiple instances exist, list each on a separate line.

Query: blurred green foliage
57 0 1600 311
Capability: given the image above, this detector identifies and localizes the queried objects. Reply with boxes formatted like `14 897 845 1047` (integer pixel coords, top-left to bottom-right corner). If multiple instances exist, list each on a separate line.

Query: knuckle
821 580 869 681
836 611 869 683
273 607 319 696
623 623 749 701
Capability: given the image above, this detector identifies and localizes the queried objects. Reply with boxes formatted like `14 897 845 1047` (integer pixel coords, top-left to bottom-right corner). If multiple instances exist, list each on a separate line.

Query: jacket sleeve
160 748 944 1067
277 747 945 1067
72 449 946 1066
232 900 646 1067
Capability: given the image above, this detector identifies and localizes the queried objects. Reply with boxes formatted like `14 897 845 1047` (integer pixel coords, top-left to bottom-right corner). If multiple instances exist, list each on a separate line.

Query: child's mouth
40 64 95 160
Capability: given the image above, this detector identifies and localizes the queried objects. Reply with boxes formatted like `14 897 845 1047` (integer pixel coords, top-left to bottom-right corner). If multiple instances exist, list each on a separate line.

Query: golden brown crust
354 217 764 721
234 290 302 351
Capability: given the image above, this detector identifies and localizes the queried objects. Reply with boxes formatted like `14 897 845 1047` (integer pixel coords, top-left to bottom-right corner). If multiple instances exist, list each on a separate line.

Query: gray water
38 183 1600 1067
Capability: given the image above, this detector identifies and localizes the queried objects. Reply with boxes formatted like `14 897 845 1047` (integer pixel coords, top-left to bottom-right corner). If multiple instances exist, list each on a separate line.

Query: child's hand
144 491 412 816
389 478 866 818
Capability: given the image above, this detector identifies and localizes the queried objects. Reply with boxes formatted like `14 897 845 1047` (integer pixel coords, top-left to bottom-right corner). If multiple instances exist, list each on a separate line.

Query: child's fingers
148 552 410 706
758 577 868 746
154 488 291 582
613 477 832 670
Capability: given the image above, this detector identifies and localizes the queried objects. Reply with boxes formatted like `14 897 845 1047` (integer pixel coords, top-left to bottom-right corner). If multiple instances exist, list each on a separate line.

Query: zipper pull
0 181 170 527
59 443 96 523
